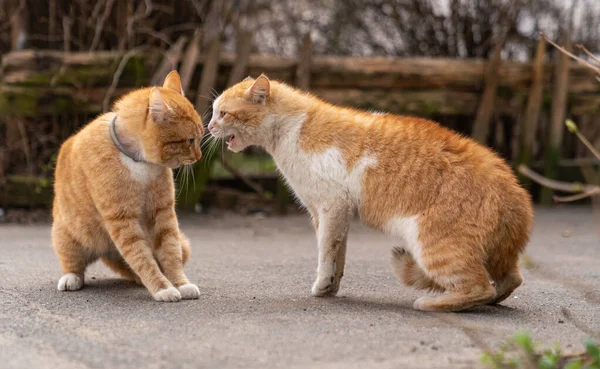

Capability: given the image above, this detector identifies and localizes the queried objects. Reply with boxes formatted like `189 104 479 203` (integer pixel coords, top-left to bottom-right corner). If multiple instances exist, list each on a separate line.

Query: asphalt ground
1 206 599 368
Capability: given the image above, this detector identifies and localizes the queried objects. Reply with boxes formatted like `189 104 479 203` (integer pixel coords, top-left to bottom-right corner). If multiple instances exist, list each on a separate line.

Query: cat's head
115 71 204 168
207 75 272 152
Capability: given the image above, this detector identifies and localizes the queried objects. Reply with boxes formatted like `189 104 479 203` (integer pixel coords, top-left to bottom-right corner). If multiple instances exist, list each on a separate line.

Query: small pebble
562 229 573 238
558 319 564 324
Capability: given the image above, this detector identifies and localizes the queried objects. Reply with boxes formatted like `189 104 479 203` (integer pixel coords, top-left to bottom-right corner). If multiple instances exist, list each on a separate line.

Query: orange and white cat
208 75 533 312
52 71 203 302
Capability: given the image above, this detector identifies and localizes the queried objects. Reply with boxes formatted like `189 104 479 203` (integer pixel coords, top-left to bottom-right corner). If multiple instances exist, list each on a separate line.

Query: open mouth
225 134 236 148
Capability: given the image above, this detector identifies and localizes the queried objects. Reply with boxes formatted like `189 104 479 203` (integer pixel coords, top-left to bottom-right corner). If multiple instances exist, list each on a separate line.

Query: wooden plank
471 39 504 144
518 37 546 185
3 50 600 94
541 32 572 204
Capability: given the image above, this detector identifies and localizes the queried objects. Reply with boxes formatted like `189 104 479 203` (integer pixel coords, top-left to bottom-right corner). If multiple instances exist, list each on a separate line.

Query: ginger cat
208 75 533 312
52 71 203 302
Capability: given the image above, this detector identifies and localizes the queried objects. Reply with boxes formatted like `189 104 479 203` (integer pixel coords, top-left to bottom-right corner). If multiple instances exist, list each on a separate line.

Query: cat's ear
149 87 173 123
246 74 270 104
242 76 254 82
163 70 184 95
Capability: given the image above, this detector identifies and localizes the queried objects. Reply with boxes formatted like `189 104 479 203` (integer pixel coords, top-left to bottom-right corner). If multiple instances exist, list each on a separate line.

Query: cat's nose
207 121 215 132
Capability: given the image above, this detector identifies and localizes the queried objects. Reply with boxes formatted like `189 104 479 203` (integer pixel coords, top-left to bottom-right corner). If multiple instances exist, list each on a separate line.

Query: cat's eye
188 138 195 145
219 111 226 119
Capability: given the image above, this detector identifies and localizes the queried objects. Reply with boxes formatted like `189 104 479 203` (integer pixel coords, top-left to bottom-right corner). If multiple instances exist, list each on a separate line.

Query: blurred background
1 0 599 219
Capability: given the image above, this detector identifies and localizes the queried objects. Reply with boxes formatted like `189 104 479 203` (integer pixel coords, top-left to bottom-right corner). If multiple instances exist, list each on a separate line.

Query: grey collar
109 115 148 163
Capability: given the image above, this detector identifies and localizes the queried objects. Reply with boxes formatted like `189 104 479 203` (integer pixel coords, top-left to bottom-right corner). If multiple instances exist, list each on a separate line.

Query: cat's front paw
177 283 200 299
311 276 338 297
57 273 84 291
153 286 181 302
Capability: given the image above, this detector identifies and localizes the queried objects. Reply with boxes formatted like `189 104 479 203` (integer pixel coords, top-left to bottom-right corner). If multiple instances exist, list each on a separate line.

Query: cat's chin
226 135 247 152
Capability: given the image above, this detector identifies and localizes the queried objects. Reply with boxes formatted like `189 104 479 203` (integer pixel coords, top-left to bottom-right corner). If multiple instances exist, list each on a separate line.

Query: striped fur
208 75 533 312
52 71 202 301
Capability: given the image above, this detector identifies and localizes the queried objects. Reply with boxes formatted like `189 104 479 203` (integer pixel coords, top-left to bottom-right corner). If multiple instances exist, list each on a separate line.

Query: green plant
481 331 600 369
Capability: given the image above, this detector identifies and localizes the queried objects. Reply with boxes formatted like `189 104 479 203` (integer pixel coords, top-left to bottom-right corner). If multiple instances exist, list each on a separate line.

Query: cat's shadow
84 277 141 290
316 295 524 318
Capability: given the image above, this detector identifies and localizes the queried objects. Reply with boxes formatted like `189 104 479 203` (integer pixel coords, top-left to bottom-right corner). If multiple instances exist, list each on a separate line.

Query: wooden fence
1 37 600 208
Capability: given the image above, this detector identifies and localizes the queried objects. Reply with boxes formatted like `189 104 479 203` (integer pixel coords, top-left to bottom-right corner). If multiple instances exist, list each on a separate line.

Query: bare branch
89 0 115 52
221 157 269 201
541 32 600 75
103 46 148 112
566 119 600 163
553 187 600 203
575 44 600 68
517 165 593 193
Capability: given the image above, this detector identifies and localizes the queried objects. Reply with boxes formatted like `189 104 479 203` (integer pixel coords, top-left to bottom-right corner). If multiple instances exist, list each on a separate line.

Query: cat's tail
391 247 445 293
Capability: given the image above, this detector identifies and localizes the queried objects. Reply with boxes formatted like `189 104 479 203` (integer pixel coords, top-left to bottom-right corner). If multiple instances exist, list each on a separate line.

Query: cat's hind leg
390 247 445 292
52 225 95 291
411 239 496 312
101 252 142 284
488 262 523 305
180 233 191 265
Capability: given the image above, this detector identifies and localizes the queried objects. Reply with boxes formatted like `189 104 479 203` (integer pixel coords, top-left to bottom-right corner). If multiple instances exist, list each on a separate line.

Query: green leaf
564 359 583 369
566 119 578 133
584 339 600 364
539 353 559 369
514 330 535 354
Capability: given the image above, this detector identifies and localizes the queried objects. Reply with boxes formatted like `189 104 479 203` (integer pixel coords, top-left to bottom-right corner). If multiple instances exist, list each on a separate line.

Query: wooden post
150 36 188 86
10 0 28 50
518 36 546 186
227 28 253 86
295 33 313 89
62 16 72 52
179 30 202 94
471 38 504 144
541 31 571 204
194 36 221 115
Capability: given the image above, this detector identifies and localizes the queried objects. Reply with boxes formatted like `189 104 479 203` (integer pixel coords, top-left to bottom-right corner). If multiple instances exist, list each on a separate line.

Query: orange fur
210 75 533 312
52 71 203 301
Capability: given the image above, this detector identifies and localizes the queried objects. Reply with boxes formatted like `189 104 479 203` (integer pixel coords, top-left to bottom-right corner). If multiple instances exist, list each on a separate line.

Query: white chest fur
270 116 377 212
119 153 163 184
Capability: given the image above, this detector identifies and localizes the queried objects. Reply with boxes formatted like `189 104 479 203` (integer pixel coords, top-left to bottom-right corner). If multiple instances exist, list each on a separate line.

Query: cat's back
53 114 116 217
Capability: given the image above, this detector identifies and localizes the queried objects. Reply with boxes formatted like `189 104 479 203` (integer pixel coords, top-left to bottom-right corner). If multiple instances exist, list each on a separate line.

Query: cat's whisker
196 95 214 102
190 164 196 191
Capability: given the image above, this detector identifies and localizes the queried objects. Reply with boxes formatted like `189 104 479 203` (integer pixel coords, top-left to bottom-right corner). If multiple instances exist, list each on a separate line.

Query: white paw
153 286 181 302
178 283 200 299
311 276 337 297
57 273 84 291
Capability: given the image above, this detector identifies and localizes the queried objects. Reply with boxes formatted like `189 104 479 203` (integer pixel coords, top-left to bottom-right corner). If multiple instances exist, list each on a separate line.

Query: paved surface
1 207 599 369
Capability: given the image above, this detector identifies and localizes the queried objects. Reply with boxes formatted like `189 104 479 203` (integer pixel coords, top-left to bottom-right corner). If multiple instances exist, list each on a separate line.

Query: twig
220 158 269 201
575 44 600 68
517 164 593 193
553 187 600 203
566 120 600 163
103 46 148 112
541 32 600 75
89 0 116 52
125 0 153 45
15 119 31 175
137 26 172 47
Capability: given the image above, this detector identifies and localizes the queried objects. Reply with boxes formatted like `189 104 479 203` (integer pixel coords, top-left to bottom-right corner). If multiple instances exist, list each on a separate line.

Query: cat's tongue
226 135 236 148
